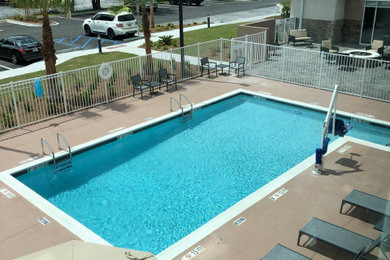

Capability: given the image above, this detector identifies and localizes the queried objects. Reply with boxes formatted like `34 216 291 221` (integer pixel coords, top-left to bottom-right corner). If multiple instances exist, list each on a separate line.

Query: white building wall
74 0 124 11
290 0 346 21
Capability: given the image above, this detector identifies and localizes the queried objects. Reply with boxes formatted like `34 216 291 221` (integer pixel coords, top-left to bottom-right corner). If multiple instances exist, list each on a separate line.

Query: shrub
159 35 174 46
280 0 291 19
163 45 168 51
193 21 198 25
167 22 174 28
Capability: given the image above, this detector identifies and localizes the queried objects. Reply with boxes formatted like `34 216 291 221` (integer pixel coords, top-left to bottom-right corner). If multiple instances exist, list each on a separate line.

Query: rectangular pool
16 94 390 254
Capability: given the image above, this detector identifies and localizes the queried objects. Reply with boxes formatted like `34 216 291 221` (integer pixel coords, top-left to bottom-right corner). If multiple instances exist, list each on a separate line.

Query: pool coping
0 89 389 258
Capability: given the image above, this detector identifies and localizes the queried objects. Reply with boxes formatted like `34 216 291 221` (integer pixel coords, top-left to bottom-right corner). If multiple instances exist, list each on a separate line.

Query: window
118 14 135 22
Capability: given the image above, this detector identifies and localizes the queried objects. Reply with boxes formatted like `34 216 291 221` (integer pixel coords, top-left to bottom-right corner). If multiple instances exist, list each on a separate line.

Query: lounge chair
229 57 245 77
320 40 339 53
298 217 389 258
200 57 217 78
288 29 311 46
261 244 311 260
366 40 384 58
130 74 153 100
158 68 177 91
340 189 390 216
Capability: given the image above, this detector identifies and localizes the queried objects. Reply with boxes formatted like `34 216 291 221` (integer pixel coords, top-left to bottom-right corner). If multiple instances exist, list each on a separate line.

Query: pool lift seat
41 133 73 173
170 94 193 122
313 84 351 175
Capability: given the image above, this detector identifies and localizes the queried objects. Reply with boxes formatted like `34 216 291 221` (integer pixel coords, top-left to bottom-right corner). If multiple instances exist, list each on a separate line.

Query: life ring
98 63 113 80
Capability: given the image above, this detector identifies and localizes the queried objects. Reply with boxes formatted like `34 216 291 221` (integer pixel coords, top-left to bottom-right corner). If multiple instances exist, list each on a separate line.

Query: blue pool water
18 95 390 254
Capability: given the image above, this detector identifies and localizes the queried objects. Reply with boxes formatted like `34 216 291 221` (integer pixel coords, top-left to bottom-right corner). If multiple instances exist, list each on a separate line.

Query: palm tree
141 1 153 74
91 0 100 10
149 0 155 28
10 0 33 16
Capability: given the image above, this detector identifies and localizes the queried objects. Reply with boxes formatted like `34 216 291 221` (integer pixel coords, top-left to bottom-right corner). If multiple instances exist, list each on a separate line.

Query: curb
6 19 59 27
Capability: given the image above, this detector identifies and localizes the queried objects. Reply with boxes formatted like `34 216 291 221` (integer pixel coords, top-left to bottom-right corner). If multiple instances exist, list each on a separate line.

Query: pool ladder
41 132 73 173
170 94 193 122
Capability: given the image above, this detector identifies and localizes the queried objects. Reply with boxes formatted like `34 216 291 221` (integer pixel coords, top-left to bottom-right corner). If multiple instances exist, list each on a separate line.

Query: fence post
360 59 367 97
318 52 323 89
103 79 108 103
220 38 223 64
138 56 142 76
197 42 200 75
169 49 173 73
230 37 233 62
10 81 21 128
283 18 287 43
281 47 286 82
60 72 68 114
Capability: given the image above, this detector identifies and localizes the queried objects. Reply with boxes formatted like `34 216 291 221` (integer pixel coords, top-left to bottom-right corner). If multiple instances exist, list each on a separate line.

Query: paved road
0 0 279 69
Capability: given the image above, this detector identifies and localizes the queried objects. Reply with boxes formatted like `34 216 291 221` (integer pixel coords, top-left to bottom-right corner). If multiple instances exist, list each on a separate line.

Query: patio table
217 64 229 75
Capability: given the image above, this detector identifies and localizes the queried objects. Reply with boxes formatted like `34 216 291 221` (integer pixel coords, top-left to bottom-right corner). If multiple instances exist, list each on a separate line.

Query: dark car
0 36 42 65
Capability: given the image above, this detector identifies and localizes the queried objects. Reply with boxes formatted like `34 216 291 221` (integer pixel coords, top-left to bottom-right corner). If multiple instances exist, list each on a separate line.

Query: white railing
1 33 389 133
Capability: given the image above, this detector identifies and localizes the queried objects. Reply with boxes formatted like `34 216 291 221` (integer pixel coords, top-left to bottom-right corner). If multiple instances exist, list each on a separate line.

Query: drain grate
0 188 15 199
37 217 51 226
233 217 247 226
269 187 288 201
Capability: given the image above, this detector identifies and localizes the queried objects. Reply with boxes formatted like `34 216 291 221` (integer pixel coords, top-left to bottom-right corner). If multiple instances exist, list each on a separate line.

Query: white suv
83 12 137 40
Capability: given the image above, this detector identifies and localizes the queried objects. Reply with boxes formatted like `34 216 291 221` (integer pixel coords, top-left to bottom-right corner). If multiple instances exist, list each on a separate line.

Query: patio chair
298 217 390 258
366 40 384 58
288 29 312 46
158 68 177 91
229 57 246 77
130 74 151 100
340 189 390 216
261 244 311 260
200 57 217 78
320 40 339 53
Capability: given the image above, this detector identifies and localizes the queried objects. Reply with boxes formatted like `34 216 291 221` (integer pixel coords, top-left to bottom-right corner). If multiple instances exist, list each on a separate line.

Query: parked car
0 36 42 65
169 0 203 6
82 11 138 40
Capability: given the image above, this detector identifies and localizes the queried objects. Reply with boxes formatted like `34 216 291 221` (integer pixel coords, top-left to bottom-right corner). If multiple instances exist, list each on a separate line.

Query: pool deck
0 75 389 259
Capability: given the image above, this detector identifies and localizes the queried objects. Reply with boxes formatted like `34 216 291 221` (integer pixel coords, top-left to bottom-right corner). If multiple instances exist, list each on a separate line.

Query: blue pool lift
313 84 352 175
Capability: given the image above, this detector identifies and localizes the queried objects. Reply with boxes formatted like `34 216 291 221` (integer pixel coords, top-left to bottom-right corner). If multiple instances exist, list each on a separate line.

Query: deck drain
233 217 246 226
0 188 15 199
37 217 51 226
269 187 288 201
337 145 352 154
178 245 205 260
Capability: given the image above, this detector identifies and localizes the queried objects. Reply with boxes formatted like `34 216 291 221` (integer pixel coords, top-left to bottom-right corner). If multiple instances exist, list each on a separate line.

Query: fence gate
275 17 297 44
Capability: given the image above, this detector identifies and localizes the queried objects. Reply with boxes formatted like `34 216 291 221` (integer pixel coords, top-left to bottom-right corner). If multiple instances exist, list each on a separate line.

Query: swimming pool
16 94 390 254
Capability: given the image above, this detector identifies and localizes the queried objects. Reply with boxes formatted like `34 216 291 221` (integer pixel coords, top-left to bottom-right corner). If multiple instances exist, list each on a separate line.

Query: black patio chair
200 57 217 78
229 56 246 77
261 244 311 260
158 68 177 91
298 217 390 259
130 74 151 100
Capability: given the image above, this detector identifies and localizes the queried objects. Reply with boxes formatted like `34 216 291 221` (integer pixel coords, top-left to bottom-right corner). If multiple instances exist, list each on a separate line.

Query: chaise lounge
261 244 311 260
340 189 390 216
298 217 389 258
288 29 312 46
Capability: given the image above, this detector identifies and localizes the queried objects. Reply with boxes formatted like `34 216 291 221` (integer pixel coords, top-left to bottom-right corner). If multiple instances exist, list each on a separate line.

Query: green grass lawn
182 23 245 45
0 52 137 85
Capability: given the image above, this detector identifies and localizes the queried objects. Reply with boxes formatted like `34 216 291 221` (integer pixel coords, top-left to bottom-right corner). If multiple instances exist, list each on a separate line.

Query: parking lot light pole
179 0 185 79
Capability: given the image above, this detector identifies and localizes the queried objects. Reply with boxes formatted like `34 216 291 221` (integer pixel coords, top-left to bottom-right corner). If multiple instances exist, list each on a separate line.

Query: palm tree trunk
150 0 155 28
142 5 153 75
41 11 60 101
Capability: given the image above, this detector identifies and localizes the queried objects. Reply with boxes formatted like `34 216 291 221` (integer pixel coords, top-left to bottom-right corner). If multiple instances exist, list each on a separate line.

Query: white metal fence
1 32 389 133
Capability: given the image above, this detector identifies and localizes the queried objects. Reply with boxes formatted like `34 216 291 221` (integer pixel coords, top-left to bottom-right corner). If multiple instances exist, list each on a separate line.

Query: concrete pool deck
0 75 389 259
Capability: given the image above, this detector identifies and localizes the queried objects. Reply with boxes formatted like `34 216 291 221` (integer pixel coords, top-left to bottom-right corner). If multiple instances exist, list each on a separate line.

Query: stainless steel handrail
170 96 184 115
57 132 72 158
179 94 193 111
41 138 56 165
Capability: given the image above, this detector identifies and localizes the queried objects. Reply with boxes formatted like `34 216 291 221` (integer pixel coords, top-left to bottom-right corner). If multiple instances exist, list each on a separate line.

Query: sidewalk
0 6 279 80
